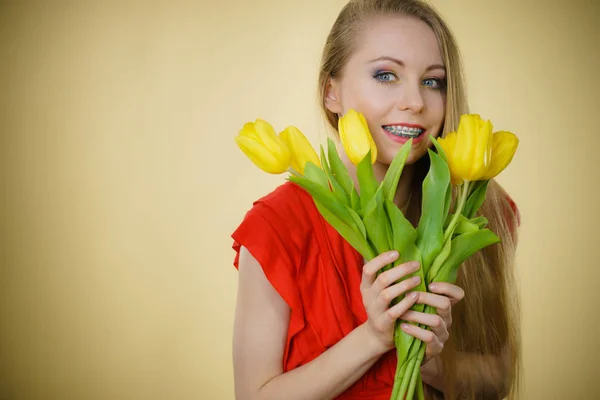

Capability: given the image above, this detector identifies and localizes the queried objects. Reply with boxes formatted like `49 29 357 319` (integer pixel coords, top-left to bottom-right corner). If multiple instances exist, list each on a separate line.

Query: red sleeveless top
231 181 520 399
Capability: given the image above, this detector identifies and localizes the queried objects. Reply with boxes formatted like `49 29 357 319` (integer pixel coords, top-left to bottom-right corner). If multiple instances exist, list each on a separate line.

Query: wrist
357 323 392 357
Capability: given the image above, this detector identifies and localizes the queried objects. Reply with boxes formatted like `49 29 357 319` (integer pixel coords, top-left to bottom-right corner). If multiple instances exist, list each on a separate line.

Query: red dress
231 181 520 399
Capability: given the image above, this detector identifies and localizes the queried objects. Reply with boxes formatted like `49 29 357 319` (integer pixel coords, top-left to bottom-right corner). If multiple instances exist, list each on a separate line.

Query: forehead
351 15 443 67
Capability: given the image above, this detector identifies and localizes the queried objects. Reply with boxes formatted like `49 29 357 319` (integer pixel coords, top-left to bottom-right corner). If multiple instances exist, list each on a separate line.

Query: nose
397 82 425 113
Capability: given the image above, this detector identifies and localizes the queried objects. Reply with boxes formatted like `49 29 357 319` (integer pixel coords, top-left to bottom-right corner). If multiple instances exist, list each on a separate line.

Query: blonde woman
231 1 521 399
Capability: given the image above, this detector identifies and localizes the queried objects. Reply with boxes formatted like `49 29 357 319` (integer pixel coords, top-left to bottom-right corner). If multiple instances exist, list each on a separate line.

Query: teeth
384 125 424 137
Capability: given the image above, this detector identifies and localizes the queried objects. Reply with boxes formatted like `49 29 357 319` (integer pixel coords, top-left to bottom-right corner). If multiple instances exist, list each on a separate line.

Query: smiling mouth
383 125 425 138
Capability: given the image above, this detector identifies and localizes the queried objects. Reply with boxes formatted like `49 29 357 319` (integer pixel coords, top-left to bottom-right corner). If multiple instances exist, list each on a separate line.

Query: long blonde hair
317 1 522 399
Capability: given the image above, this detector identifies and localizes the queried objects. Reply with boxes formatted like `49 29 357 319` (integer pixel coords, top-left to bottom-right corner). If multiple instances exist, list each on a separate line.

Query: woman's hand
360 251 422 354
399 282 465 364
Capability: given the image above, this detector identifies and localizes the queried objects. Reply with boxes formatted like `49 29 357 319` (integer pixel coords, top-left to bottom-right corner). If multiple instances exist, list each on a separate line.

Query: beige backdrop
1 0 599 399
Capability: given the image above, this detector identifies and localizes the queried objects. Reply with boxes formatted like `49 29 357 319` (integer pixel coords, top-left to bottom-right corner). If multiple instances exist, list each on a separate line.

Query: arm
233 246 382 400
233 247 421 400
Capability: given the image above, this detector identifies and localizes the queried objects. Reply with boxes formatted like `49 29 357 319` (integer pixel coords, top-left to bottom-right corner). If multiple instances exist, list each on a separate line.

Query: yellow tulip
279 126 321 174
235 119 291 174
438 114 519 184
338 109 378 165
481 130 519 180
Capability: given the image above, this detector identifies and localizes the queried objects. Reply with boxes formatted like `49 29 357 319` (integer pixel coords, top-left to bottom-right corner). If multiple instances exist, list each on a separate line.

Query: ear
324 78 342 115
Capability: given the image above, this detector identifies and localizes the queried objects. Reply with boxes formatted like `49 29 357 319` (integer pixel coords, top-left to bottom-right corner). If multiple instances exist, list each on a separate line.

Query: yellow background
1 0 598 399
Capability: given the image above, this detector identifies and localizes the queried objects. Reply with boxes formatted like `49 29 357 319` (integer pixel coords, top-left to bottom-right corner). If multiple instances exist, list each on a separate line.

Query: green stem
442 181 470 243
390 349 408 399
404 306 436 398
416 372 425 400
396 329 424 399
399 356 417 399
406 341 427 399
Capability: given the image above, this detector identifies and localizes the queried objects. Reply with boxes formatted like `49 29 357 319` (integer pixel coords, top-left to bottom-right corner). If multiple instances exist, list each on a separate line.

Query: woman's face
325 15 447 165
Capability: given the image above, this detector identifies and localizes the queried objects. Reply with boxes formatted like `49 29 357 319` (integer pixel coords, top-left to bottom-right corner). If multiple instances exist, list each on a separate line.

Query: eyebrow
368 56 446 72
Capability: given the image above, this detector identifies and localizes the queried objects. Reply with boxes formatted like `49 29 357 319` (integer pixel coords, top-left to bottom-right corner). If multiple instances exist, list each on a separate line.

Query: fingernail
409 291 418 299
389 251 399 259
412 261 420 270
429 283 437 291
401 323 411 330
412 276 421 284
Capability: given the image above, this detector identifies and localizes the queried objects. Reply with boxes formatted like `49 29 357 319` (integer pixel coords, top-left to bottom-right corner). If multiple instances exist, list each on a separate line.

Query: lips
382 123 426 143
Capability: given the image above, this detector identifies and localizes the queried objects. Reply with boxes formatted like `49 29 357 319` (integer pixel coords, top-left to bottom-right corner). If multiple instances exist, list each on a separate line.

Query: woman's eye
422 78 444 89
374 72 397 83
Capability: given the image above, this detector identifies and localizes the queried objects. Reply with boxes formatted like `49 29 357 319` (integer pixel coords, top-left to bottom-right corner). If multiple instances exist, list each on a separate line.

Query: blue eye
422 78 445 89
374 71 398 83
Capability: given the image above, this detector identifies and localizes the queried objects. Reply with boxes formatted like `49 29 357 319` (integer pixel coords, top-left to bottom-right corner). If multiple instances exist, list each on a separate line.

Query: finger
372 275 421 316
400 323 443 359
412 291 452 319
375 291 419 333
361 251 399 289
400 310 449 342
428 282 465 305
371 260 420 294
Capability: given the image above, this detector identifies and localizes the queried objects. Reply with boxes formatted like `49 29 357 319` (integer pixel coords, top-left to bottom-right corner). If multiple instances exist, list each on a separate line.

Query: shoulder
490 180 521 227
486 180 521 247
247 181 318 229
504 192 521 227
231 181 320 268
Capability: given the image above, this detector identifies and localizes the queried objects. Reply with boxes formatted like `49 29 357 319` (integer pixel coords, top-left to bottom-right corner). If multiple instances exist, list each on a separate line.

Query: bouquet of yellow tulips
234 110 518 400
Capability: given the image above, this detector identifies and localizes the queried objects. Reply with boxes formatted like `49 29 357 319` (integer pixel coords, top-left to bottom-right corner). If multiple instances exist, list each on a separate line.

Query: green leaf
385 197 426 384
313 200 375 260
426 229 455 283
318 146 350 206
303 160 329 188
381 139 412 203
430 135 448 162
384 198 420 266
289 174 374 260
463 180 490 219
430 229 501 284
327 138 355 196
346 205 366 240
356 150 379 211
288 174 356 234
430 135 454 225
471 216 489 229
362 188 392 256
416 150 451 275
454 214 479 234
443 181 453 225
350 189 361 215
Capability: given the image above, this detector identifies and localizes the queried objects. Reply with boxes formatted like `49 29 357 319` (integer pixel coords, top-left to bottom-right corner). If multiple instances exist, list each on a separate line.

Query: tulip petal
453 114 478 180
482 131 519 179
359 112 378 163
437 132 461 185
241 123 261 141
234 135 289 174
253 119 291 160
279 126 320 175
339 109 377 165
468 119 493 180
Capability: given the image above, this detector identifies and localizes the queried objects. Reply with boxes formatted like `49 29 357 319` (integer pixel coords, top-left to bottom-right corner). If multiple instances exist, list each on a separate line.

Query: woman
231 0 521 399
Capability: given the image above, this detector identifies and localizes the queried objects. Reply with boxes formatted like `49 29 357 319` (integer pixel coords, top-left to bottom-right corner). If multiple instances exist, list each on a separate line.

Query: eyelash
373 71 446 90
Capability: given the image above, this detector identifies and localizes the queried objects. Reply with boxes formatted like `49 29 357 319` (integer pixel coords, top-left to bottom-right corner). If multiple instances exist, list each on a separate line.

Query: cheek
426 93 446 135
342 80 388 116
